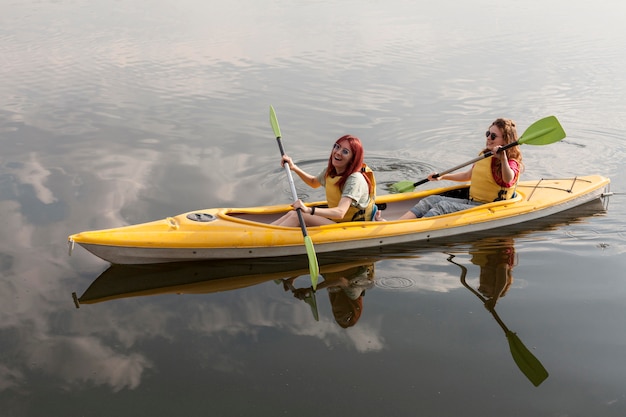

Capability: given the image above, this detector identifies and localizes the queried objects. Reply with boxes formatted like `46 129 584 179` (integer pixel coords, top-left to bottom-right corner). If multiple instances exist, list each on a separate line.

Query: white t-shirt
316 170 370 209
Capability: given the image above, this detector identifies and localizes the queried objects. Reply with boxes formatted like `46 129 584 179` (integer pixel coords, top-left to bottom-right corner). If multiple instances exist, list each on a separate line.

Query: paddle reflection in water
73 256 377 327
280 263 375 328
447 239 549 387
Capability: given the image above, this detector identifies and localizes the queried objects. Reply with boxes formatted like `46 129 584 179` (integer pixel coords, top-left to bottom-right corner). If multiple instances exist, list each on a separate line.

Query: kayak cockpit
223 185 477 224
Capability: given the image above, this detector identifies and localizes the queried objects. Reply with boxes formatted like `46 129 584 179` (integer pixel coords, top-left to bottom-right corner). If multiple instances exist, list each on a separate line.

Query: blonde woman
400 118 523 219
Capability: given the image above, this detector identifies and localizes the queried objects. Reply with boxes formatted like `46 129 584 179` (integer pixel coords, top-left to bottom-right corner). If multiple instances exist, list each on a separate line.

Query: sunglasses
333 143 351 156
485 131 499 140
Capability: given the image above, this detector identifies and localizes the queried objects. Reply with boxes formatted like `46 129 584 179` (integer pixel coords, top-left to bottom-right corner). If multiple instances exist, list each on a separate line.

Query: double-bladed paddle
390 115 566 193
448 255 549 387
269 105 320 289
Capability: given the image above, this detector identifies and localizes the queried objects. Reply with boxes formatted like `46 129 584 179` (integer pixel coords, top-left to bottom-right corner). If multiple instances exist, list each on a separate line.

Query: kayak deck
68 175 611 264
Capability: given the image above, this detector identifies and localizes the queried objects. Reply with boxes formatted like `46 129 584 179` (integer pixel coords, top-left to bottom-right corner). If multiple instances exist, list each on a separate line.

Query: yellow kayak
68 175 611 264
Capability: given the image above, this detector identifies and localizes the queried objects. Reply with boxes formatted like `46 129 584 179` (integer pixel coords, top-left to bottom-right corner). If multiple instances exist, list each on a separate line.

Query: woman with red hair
272 135 376 227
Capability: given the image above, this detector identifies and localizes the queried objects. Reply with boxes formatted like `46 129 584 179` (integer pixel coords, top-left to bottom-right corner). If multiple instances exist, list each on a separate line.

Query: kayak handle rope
166 217 179 230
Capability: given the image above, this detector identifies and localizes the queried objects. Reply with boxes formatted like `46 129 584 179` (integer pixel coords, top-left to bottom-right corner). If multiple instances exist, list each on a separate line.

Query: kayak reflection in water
470 237 515 310
281 264 375 328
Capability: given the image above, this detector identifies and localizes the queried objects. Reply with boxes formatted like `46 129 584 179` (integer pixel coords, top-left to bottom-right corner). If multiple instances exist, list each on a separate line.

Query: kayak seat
441 186 517 201
441 187 470 199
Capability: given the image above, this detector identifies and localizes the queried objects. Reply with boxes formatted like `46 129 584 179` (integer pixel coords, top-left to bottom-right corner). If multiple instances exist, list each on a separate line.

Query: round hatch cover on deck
186 213 216 222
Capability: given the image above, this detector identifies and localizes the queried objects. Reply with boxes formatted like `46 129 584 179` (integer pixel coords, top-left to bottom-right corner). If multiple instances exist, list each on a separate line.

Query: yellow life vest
469 156 518 203
325 164 376 222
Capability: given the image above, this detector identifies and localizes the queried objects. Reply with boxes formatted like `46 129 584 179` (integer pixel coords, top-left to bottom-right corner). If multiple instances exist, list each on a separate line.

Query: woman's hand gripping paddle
390 115 566 193
270 106 320 289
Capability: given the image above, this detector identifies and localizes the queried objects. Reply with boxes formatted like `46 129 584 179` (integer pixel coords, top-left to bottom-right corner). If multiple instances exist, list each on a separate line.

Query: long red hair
325 135 373 193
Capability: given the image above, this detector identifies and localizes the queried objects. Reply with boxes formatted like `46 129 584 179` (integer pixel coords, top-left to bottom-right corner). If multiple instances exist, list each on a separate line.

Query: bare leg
271 211 300 226
272 210 336 227
398 211 418 220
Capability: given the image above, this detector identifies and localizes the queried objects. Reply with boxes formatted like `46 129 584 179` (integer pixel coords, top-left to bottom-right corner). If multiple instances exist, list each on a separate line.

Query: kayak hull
68 175 611 264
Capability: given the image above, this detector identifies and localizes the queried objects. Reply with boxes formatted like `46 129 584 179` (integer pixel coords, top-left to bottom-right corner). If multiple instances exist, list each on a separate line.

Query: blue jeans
409 195 482 218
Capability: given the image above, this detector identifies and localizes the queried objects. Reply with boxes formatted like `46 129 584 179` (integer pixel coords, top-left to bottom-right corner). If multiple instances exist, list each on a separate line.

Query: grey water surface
1 0 625 416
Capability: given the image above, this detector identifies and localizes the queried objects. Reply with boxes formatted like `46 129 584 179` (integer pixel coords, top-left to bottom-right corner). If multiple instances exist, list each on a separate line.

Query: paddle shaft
276 137 309 231
411 141 518 188
393 115 565 193
270 105 319 289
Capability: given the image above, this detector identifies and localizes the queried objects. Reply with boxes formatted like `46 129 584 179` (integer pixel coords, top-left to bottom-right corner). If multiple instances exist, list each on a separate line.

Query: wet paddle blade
507 331 549 387
270 105 282 138
304 289 320 321
518 115 565 146
304 236 319 289
388 180 417 193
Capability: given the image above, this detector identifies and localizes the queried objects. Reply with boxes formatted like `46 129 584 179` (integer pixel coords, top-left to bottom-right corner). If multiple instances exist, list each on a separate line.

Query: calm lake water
1 0 625 416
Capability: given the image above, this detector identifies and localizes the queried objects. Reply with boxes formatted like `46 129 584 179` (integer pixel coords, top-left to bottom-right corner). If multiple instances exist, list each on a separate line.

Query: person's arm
495 148 516 184
282 155 321 188
431 167 473 182
294 196 353 220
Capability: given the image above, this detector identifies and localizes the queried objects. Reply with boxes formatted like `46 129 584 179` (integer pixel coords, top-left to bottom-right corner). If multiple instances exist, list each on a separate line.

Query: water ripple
375 276 416 290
